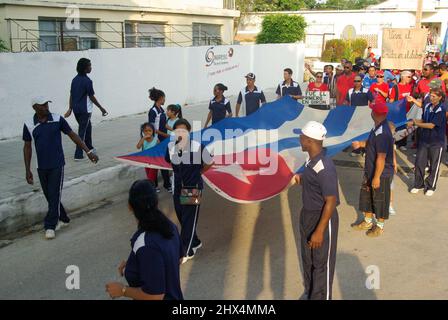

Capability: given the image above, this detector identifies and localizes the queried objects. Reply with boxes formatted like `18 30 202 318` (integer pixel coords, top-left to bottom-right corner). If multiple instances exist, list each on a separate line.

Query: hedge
256 14 307 44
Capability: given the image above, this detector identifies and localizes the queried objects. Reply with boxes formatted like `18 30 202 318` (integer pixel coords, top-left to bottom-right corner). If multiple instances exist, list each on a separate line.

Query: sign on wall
381 28 427 70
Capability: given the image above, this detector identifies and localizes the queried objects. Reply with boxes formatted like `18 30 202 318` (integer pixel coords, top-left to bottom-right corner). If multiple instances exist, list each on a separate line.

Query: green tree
321 38 368 62
237 0 308 12
256 14 307 44
236 0 384 12
323 0 384 10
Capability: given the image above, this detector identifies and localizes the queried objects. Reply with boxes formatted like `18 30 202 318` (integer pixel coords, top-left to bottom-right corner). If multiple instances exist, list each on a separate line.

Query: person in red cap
369 70 390 104
351 102 395 237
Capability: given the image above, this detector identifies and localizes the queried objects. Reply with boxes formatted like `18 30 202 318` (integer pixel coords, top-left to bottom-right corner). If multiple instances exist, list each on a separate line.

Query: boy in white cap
23 97 99 240
292 121 340 300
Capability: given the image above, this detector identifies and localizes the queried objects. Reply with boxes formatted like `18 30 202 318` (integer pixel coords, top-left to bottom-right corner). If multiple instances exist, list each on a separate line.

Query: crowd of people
22 52 448 300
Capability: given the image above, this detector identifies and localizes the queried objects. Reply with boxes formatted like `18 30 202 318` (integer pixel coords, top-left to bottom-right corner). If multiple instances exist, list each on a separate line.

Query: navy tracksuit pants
173 193 201 257
74 112 93 159
37 167 70 230
414 144 444 191
300 209 339 300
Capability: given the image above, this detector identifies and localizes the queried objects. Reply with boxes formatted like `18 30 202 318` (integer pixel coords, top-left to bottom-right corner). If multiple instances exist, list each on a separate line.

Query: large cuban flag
117 97 407 203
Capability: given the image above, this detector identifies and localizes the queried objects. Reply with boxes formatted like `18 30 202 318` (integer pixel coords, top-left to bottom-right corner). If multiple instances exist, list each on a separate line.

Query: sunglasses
376 75 384 78
344 67 351 69
354 80 361 82
316 76 323 78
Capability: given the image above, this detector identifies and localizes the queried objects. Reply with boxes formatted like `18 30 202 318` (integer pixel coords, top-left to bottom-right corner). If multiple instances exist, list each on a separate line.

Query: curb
0 164 145 238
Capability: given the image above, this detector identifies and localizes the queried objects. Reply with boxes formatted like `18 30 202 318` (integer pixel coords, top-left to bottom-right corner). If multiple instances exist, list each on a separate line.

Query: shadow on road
245 194 286 299
336 252 378 300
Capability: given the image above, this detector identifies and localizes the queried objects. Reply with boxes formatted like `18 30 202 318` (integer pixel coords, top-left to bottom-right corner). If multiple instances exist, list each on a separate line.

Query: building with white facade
0 0 239 52
237 0 448 57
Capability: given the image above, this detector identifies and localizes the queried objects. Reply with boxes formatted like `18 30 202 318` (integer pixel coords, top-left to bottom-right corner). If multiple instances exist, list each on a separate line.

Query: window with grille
38 19 98 51
125 22 165 48
193 23 222 46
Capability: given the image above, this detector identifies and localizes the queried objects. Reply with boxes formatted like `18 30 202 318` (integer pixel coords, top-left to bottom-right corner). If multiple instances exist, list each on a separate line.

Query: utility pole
415 0 423 29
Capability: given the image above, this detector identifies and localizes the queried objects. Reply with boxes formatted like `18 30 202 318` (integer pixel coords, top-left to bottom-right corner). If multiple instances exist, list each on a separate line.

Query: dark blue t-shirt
148 104 168 141
302 151 340 212
276 79 302 99
125 223 184 300
22 113 72 170
70 74 95 114
364 120 394 180
209 97 232 124
237 86 266 116
165 141 212 194
420 102 447 147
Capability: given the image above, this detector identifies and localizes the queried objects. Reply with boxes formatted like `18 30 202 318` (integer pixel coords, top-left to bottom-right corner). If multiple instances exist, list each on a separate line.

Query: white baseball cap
31 96 52 106
301 121 327 141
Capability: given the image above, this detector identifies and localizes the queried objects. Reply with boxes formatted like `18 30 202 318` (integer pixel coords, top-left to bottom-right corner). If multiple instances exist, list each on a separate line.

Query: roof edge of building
0 0 241 18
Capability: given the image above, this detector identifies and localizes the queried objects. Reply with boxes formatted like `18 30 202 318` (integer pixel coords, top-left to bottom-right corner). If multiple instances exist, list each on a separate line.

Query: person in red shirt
415 64 447 98
307 72 329 92
336 62 356 105
390 71 414 150
369 70 389 104
389 70 413 105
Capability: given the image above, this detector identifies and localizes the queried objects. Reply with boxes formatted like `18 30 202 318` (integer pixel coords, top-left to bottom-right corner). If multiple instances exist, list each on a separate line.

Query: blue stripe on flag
323 106 356 138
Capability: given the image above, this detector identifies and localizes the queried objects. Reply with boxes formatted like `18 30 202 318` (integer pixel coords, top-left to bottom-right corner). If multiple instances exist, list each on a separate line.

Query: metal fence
5 18 228 53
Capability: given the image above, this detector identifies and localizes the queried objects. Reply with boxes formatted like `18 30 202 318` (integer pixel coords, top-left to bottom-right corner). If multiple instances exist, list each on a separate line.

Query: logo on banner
205 47 234 67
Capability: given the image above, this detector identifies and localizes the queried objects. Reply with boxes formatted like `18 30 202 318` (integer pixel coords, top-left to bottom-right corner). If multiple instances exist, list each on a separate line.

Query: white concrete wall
238 8 448 57
0 43 305 140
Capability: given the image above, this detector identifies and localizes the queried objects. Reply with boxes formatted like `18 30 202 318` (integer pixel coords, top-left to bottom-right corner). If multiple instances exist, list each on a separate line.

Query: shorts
359 176 392 220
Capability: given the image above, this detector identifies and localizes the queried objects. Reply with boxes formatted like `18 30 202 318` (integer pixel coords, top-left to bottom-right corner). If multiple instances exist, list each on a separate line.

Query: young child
388 122 398 215
165 104 182 136
136 123 160 193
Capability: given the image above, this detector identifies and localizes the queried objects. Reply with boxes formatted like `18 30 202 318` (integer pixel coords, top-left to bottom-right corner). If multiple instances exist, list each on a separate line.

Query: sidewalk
1 89 447 237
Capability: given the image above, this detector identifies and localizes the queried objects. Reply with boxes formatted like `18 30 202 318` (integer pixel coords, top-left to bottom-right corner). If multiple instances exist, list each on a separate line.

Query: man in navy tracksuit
293 121 339 300
24 96 99 239
65 58 108 160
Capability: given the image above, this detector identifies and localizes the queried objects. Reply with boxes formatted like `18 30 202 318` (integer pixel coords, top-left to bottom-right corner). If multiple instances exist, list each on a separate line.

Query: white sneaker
181 254 195 265
45 229 56 240
389 206 396 215
425 190 434 197
410 188 422 194
192 242 203 254
55 221 69 231
350 152 359 157
399 146 407 151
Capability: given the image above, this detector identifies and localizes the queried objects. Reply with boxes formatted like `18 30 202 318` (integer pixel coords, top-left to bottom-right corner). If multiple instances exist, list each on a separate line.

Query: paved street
1 159 448 300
